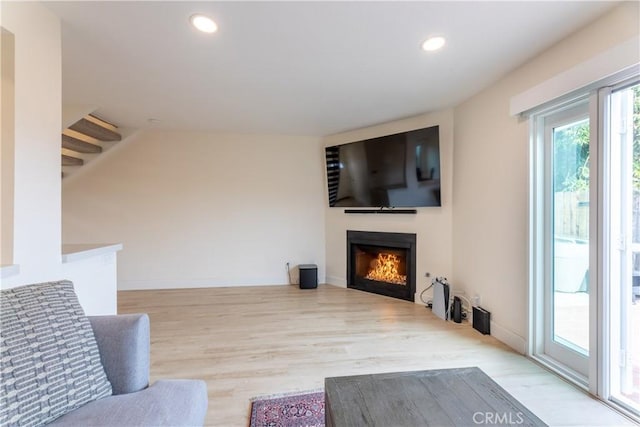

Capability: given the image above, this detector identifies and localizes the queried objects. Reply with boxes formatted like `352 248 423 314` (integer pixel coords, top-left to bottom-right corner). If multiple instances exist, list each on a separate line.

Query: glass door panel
540 100 590 378
553 118 590 355
608 82 640 416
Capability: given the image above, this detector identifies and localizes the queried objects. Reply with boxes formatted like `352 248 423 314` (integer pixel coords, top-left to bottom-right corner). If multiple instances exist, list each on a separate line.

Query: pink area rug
249 390 325 427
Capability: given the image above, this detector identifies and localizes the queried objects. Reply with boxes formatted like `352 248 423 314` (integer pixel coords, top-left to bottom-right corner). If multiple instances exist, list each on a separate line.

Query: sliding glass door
531 76 640 420
533 100 591 378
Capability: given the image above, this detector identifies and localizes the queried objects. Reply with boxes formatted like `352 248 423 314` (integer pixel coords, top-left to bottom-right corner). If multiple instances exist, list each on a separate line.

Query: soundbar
344 209 417 214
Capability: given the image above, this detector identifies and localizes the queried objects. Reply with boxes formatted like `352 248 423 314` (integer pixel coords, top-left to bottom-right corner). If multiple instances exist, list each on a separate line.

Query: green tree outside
553 85 640 193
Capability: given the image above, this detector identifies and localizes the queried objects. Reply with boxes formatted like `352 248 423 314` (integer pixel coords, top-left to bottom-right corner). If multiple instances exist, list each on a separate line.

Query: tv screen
325 125 441 208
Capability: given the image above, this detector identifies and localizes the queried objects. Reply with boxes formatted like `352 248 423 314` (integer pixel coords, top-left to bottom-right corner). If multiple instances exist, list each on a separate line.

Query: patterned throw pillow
0 280 113 426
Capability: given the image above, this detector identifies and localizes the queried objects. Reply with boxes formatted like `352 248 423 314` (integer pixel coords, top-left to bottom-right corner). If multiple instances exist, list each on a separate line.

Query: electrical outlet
472 294 481 306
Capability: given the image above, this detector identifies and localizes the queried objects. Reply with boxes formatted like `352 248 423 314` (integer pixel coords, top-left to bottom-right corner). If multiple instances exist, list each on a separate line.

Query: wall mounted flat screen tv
325 125 441 208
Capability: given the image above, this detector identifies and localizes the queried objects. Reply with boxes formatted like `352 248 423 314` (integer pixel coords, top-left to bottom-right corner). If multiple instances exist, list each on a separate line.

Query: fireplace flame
365 253 406 285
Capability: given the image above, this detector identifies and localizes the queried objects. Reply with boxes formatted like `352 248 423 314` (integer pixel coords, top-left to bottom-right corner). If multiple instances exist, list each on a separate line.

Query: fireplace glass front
347 230 416 301
354 245 408 286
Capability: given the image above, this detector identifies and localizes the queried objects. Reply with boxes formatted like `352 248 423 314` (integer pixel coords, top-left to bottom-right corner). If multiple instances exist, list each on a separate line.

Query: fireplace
347 230 416 302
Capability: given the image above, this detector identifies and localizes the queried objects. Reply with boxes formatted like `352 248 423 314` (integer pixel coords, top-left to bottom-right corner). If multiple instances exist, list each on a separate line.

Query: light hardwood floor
118 284 634 426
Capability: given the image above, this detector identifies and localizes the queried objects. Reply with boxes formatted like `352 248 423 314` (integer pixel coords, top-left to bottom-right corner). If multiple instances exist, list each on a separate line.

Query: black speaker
299 264 318 289
472 306 491 335
452 297 462 323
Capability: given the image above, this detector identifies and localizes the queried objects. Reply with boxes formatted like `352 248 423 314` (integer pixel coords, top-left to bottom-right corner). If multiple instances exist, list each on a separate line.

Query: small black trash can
299 264 318 289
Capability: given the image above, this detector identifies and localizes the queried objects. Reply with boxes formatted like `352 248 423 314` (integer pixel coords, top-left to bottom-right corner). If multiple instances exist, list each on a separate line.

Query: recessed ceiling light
422 36 446 52
190 14 218 34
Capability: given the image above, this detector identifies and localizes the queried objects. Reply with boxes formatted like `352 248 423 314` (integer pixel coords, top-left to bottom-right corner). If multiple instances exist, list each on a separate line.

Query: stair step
61 113 123 179
62 154 84 166
62 134 103 154
68 115 121 142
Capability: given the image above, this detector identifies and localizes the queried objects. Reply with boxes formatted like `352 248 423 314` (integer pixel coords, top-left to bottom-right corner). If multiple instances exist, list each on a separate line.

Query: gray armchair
47 314 208 426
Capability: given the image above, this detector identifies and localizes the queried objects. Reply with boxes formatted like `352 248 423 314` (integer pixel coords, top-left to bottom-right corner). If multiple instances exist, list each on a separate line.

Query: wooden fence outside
555 191 640 274
554 191 589 241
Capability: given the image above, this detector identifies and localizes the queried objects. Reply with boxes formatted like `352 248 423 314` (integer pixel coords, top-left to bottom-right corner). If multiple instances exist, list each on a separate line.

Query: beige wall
323 109 454 301
1 28 15 266
62 130 326 289
1 2 62 287
452 2 639 351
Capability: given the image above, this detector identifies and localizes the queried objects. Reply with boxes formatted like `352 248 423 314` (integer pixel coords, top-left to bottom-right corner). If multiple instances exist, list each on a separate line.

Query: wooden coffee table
325 367 546 426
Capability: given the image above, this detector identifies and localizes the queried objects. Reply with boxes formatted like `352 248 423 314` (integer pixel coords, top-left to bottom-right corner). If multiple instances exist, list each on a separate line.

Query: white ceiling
46 1 617 136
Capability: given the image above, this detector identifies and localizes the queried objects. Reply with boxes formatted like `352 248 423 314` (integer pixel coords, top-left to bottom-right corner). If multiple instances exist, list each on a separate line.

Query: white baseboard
118 279 290 291
325 275 346 287
490 321 527 354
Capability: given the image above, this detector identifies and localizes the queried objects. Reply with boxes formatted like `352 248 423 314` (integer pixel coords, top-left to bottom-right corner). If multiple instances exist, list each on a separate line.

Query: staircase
61 114 122 178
